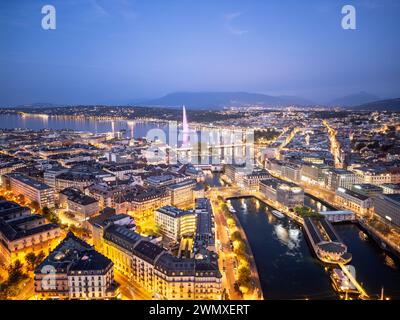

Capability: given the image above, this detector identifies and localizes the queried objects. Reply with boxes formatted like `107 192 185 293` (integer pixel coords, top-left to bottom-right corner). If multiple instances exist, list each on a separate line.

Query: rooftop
6 172 52 190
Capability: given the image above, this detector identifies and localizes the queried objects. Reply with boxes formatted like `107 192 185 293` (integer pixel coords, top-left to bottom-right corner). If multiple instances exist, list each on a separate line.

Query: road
207 187 264 300
210 197 242 300
114 271 152 300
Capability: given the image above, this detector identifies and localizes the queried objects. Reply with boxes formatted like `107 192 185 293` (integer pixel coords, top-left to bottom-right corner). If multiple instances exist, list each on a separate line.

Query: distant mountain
328 92 380 107
353 98 400 111
138 92 315 109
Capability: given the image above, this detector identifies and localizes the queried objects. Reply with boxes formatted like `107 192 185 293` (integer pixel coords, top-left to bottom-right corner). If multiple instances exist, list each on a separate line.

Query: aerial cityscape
0 0 400 308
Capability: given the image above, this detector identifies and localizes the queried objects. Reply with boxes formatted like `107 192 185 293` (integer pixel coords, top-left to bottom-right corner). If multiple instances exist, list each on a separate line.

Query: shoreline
229 207 264 300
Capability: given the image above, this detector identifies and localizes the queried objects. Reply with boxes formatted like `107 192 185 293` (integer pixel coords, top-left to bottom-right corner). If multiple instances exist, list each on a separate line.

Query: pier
338 263 369 299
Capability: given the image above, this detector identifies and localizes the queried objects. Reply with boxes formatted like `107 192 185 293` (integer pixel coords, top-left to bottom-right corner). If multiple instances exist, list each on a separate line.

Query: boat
359 231 368 241
271 210 285 219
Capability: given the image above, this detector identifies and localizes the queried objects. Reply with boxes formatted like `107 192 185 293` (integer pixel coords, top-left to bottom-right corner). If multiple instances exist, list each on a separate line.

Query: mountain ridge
137 91 315 109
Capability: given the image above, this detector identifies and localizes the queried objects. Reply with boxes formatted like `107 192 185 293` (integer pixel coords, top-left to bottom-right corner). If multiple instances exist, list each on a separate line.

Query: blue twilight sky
0 0 399 106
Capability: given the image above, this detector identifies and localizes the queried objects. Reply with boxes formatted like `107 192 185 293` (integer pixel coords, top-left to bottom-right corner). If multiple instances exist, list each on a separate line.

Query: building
281 163 301 182
374 194 400 227
259 179 304 209
88 181 135 209
88 208 133 254
115 188 171 221
145 175 177 188
265 159 301 182
381 183 400 195
325 169 357 191
43 166 68 188
34 232 119 300
335 187 373 215
155 206 196 241
0 202 61 264
353 167 393 185
303 217 352 264
59 188 99 221
0 200 31 221
300 163 330 185
320 210 355 223
102 224 222 300
259 179 279 202
243 170 270 191
193 198 216 256
55 172 96 193
351 184 383 197
193 182 205 199
2 173 55 208
166 179 196 207
224 164 251 186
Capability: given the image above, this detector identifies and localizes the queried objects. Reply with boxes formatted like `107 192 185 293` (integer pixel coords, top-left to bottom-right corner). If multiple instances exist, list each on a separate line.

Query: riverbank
210 195 263 300
228 204 264 300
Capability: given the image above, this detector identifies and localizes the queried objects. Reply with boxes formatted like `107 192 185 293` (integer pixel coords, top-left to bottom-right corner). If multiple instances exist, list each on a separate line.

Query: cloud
224 12 248 36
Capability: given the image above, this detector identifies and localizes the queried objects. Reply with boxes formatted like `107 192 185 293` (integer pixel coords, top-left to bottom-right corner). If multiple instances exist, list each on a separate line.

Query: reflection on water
0 114 168 140
232 196 400 300
384 254 397 270
232 197 336 299
273 222 301 252
304 196 334 212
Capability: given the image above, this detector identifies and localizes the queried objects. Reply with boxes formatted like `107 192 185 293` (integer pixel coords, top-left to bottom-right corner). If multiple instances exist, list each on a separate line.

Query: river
231 197 400 300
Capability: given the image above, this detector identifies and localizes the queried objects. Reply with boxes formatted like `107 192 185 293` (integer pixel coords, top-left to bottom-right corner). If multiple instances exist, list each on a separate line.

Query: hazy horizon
1 0 400 106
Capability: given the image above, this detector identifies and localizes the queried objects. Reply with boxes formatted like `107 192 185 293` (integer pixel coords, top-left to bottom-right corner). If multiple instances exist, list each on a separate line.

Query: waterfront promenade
207 188 263 300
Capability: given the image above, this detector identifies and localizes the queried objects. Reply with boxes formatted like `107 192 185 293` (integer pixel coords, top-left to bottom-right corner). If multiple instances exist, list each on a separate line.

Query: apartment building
3 173 55 208
155 206 197 241
34 232 118 300
166 179 196 208
102 224 222 300
0 201 61 264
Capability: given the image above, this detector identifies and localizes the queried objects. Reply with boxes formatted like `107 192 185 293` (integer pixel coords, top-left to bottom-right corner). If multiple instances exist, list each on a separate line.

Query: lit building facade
0 201 61 264
166 179 196 208
374 194 400 227
102 224 222 300
3 173 55 208
34 232 119 300
335 187 373 215
155 206 197 241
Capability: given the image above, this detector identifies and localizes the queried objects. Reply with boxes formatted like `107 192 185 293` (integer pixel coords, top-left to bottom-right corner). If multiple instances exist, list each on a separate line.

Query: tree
234 241 247 257
25 251 46 271
294 205 320 218
25 253 37 271
7 260 26 285
16 194 25 204
238 266 252 287
42 207 60 224
30 201 40 212
231 231 242 242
